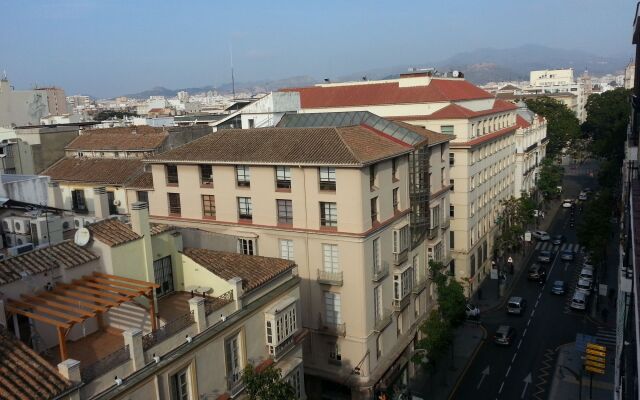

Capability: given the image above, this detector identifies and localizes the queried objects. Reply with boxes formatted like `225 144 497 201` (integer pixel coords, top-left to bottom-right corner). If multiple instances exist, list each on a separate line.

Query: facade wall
59 183 129 215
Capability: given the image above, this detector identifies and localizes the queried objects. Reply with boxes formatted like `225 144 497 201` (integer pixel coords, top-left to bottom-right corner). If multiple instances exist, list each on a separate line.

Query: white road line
527 318 531 326
538 292 542 300
531 309 535 317
512 353 518 363
499 382 505 394
535 299 540 308
506 366 512 377
518 339 523 349
523 327 528 337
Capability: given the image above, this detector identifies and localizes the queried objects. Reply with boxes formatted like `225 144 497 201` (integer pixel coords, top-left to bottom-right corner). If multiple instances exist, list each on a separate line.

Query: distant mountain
120 45 631 99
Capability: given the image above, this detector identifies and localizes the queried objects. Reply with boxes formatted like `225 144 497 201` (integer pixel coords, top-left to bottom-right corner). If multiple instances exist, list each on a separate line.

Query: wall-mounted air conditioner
2 217 14 233
8 243 34 256
13 217 31 235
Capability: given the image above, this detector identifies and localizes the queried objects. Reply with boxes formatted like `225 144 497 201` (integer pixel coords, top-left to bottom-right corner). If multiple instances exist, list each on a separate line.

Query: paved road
453 161 603 400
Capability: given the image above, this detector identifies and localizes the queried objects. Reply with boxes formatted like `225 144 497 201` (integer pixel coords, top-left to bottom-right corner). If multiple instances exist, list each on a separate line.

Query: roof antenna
229 43 236 100
324 78 330 83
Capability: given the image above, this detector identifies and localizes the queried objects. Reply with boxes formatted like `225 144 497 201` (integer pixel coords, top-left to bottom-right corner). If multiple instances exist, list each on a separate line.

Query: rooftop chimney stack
47 182 63 209
130 201 150 238
93 187 109 220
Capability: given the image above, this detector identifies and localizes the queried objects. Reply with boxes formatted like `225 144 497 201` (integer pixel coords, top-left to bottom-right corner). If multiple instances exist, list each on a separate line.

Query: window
441 167 445 187
276 166 291 189
166 165 178 185
322 244 339 273
107 191 117 215
237 197 252 221
137 190 149 204
449 153 454 166
277 199 293 225
225 333 242 389
430 205 440 228
319 167 336 191
372 238 381 273
393 225 410 254
279 239 294 260
374 285 383 321
449 205 455 218
470 254 476 276
370 197 379 224
376 335 383 359
248 118 255 128
369 164 376 189
320 202 337 228
393 267 413 301
170 368 190 400
265 301 298 351
392 158 399 181
440 125 454 135
202 195 216 218
285 367 302 399
236 165 250 187
238 238 255 255
328 342 342 363
324 292 342 325
200 165 213 186
71 189 86 211
393 188 399 212
450 231 455 249
168 193 181 215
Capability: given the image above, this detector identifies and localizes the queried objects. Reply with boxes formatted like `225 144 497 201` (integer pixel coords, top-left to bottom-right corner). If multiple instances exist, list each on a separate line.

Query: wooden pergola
5 272 159 361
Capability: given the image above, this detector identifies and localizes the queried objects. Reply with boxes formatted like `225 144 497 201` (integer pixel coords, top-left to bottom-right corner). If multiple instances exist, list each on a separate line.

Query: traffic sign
585 354 606 363
585 348 606 358
585 365 605 375
586 343 606 352
585 360 606 370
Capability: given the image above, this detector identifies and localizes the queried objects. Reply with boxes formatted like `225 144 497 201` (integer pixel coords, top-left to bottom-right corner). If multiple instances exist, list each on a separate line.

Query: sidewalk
471 198 562 313
548 343 615 400
587 227 619 327
408 322 486 400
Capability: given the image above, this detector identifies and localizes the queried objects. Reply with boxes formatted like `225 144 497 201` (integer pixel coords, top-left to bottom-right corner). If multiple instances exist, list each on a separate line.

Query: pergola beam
5 305 70 329
21 295 96 318
51 288 120 307
88 276 153 292
59 283 131 302
78 280 144 297
40 292 108 312
7 300 84 323
93 272 160 289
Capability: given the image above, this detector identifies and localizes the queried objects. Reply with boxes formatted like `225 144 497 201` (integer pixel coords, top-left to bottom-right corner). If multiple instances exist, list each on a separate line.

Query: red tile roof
126 172 153 189
450 125 518 149
67 128 167 151
182 247 295 292
281 78 493 109
389 99 518 121
0 327 73 400
88 219 141 247
516 115 532 129
42 158 145 186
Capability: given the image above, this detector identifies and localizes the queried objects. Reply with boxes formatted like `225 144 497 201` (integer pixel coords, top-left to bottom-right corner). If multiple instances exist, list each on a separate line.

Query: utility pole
229 44 236 100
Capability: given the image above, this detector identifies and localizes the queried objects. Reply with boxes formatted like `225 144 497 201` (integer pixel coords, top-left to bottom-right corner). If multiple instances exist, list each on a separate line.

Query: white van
579 267 594 283
570 292 587 310
576 279 592 294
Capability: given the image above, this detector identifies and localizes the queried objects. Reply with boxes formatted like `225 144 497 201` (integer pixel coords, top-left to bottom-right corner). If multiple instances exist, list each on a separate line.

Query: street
451 160 612 400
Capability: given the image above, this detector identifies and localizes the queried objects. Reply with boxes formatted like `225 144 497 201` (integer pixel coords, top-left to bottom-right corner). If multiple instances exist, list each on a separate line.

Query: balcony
317 269 343 286
372 263 390 282
427 226 439 240
320 316 346 336
373 309 392 332
227 372 245 397
440 219 450 230
269 334 297 362
413 275 428 294
392 294 411 312
393 249 408 265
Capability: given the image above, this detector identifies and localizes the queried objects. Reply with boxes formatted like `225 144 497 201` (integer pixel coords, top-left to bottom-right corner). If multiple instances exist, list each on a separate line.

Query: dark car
551 280 567 295
537 250 552 263
551 235 564 245
560 250 574 261
528 264 547 281
494 325 516 345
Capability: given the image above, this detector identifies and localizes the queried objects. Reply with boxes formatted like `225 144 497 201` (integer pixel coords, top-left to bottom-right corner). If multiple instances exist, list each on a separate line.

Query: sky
0 0 634 98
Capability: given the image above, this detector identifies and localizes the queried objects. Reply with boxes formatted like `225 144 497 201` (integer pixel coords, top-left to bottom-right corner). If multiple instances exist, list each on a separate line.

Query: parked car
537 250 552 263
570 292 587 310
507 297 527 315
584 187 592 194
465 303 480 318
551 235 565 245
560 250 574 261
562 199 574 208
532 230 551 241
551 280 567 295
583 260 594 269
576 278 593 294
579 267 594 283
578 191 588 201
528 264 547 281
494 325 516 346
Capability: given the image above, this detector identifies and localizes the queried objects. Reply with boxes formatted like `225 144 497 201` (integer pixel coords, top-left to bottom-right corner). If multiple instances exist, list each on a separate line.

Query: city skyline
1 0 633 98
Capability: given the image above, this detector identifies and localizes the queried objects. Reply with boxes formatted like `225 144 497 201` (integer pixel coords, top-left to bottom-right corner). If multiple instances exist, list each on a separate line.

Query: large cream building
144 117 452 399
514 102 548 197
283 73 522 292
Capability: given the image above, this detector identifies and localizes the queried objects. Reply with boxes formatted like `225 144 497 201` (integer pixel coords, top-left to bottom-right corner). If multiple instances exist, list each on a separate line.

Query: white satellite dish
452 70 460 78
74 227 91 247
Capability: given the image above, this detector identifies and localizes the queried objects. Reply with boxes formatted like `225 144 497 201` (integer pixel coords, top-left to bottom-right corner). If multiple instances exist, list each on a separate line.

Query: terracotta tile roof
42 158 145 186
147 127 412 166
516 115 532 129
88 219 141 247
389 99 518 121
68 126 167 151
182 247 295 292
281 78 493 108
0 327 73 400
126 172 153 189
150 223 173 236
392 121 453 146
450 125 518 149
0 241 98 286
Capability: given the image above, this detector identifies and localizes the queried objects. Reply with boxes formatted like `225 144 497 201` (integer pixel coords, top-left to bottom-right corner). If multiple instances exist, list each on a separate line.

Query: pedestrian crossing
535 242 584 252
595 326 617 348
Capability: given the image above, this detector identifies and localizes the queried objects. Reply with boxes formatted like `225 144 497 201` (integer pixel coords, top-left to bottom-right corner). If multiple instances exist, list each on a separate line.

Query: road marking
518 339 523 349
476 366 490 389
506 366 512 377
527 318 531 327
523 327 528 337
535 299 540 308
521 373 532 398
537 292 542 300
531 309 535 317
512 353 517 363
499 382 505 394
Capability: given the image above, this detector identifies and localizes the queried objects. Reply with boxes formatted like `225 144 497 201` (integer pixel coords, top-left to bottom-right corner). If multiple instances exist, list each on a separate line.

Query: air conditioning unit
7 234 32 248
8 243 34 257
2 217 14 233
82 216 97 227
61 216 75 231
113 215 129 223
13 217 32 235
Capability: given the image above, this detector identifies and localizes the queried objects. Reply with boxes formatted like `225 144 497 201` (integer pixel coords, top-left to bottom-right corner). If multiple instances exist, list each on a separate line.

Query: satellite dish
452 70 460 78
74 228 91 247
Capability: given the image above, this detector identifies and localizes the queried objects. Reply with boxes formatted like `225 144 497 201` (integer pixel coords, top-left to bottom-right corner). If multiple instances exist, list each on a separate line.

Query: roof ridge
333 127 363 164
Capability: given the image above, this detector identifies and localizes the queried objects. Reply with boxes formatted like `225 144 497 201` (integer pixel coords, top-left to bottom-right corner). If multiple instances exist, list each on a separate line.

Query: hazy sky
1 0 633 98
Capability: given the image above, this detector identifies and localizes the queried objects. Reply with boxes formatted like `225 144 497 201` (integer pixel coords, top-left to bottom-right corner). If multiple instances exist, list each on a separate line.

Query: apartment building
283 72 519 293
514 102 548 197
144 118 451 399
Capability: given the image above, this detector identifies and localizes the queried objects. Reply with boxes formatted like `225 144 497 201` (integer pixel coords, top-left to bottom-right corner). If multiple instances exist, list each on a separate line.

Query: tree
414 310 452 371
536 159 564 202
436 279 467 328
243 363 296 400
93 110 138 121
525 97 581 159
576 190 613 265
495 195 536 257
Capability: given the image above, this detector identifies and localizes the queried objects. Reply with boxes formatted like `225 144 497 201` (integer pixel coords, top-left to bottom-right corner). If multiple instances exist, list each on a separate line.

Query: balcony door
153 256 174 297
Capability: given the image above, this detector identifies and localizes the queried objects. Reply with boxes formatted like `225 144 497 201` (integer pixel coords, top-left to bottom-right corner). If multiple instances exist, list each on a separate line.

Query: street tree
243 363 296 400
576 190 612 265
536 159 564 202
495 195 537 258
525 97 580 159
414 309 452 371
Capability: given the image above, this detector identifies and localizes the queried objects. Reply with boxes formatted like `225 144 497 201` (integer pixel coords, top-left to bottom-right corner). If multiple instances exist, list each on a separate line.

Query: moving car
578 191 588 201
465 303 480 318
537 250 552 263
576 278 593 294
579 267 594 283
551 280 567 295
560 250 574 261
528 264 547 281
570 292 587 310
562 199 574 208
494 325 516 346
531 230 551 241
551 235 565 245
507 297 527 315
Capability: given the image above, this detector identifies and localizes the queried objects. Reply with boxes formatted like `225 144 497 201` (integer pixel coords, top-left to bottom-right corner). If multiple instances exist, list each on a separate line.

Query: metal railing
372 263 390 282
227 370 245 397
204 290 234 316
319 314 346 336
317 269 343 286
142 311 195 351
82 345 130 383
269 334 297 361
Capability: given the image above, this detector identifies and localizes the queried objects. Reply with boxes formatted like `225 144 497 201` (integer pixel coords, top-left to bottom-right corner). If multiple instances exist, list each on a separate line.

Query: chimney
47 182 63 209
130 201 150 237
93 187 109 220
